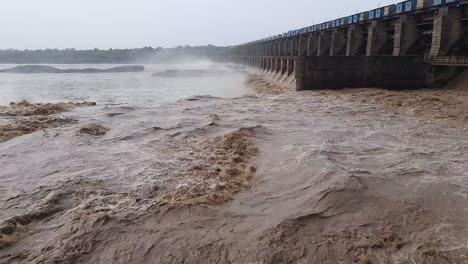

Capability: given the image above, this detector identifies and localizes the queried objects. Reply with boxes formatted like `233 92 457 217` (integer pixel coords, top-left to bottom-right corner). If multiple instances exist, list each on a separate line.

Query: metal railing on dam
425 56 468 66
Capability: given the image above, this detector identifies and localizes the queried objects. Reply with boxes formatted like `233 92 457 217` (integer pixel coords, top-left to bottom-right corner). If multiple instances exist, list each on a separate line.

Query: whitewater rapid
1 65 468 263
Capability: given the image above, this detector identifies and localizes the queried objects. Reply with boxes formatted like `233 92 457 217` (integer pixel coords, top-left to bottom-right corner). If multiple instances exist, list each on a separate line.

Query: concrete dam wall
295 56 438 90
229 1 468 90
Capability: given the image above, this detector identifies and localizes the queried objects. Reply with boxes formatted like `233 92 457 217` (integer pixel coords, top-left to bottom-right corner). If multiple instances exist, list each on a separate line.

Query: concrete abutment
393 15 418 56
430 7 464 56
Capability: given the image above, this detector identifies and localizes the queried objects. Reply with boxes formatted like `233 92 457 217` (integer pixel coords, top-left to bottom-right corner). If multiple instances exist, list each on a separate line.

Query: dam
228 0 468 90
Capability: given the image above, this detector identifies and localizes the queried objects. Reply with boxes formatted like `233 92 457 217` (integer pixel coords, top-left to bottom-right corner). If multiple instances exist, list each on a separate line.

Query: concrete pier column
298 37 307 56
317 31 331 56
295 57 305 91
290 38 296 56
288 37 296 56
283 40 288 56
281 59 287 74
307 34 319 56
295 37 300 56
393 15 418 55
430 7 463 56
295 36 302 56
287 59 295 76
366 20 388 56
330 28 346 56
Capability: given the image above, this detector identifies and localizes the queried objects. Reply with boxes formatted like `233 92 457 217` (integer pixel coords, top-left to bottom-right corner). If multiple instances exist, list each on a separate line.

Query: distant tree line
0 45 229 64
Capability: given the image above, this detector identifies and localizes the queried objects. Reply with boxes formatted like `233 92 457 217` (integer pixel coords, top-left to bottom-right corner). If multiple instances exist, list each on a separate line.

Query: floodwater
0 63 250 106
1 64 468 264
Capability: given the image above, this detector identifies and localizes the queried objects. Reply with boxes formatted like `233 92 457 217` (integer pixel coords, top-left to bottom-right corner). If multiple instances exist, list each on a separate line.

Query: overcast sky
0 0 398 50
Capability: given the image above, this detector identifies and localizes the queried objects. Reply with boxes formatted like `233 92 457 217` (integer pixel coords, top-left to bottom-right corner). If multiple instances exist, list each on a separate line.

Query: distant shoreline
0 65 145 74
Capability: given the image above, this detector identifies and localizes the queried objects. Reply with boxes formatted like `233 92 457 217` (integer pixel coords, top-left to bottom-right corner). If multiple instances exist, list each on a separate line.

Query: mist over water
0 62 251 106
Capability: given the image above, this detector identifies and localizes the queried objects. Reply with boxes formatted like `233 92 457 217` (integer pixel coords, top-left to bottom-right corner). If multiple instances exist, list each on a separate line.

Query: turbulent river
1 63 468 264
0 63 250 106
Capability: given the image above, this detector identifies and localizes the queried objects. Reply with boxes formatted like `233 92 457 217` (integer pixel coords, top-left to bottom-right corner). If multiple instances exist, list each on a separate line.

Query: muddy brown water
1 68 468 263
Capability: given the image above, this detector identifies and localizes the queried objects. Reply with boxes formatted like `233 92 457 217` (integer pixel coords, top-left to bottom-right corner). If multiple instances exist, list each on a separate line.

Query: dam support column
284 39 288 55
295 57 305 91
366 20 388 56
330 28 347 56
393 15 418 55
346 25 364 56
307 34 318 56
291 38 298 56
287 59 295 76
430 7 463 56
281 59 287 75
298 36 307 56
317 31 331 56
284 39 289 56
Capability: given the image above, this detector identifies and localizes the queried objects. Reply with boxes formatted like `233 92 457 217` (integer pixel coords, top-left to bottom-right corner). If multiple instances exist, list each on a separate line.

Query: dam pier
229 1 468 90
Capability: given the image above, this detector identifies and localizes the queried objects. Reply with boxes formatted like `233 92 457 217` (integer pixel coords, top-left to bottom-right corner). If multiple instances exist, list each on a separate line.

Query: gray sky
0 0 398 50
